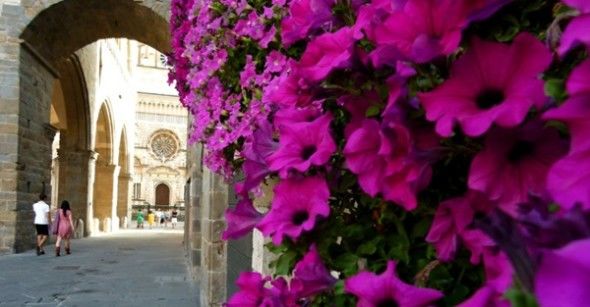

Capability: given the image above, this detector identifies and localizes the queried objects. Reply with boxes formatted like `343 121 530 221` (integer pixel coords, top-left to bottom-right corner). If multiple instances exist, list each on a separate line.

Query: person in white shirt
32 194 51 256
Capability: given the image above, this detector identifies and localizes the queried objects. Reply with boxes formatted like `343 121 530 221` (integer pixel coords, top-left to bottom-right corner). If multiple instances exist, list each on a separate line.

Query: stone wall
13 46 54 253
199 166 228 307
0 3 22 255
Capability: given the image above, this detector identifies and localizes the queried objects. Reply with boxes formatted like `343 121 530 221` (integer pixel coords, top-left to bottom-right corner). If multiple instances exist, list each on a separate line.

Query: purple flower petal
535 239 590 307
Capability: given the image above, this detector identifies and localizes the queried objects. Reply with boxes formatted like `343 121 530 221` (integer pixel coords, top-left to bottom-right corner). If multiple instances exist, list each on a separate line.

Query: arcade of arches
0 1 231 305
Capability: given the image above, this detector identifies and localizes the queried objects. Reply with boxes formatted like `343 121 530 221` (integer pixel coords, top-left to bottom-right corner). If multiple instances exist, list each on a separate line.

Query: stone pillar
252 180 277 275
0 37 56 253
117 173 131 229
93 163 119 232
185 141 203 277
86 151 98 236
57 149 96 234
190 167 202 270
200 167 228 307
110 165 120 232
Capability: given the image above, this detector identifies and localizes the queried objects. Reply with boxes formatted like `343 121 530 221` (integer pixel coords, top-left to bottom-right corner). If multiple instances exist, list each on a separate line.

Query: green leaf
334 253 359 276
365 105 381 117
544 78 567 101
411 218 432 239
505 288 539 307
272 250 298 276
357 240 378 256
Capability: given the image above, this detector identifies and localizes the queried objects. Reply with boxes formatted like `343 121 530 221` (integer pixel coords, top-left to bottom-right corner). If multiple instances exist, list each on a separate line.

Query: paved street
0 227 199 306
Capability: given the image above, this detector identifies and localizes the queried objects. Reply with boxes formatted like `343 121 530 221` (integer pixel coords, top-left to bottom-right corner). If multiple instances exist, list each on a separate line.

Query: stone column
200 167 228 307
86 151 98 236
185 142 203 277
190 167 202 271
93 163 119 232
57 149 96 234
110 165 121 232
117 173 131 228
0 9 22 255
2 39 56 253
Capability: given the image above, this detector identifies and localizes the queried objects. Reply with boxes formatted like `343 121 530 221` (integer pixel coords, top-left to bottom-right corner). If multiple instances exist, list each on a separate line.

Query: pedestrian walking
147 210 155 229
136 210 145 229
159 210 165 227
32 194 51 256
54 200 74 256
171 209 178 229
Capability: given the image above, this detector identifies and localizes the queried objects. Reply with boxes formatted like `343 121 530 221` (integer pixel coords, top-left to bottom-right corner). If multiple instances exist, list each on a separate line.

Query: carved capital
43 124 58 141
58 149 99 164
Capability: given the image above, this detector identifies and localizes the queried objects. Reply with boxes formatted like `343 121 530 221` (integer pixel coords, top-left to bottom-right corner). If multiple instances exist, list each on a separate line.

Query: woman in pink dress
55 200 74 256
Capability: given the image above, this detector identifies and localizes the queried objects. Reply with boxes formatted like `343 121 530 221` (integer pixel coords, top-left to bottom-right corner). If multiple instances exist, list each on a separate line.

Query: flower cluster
169 0 590 305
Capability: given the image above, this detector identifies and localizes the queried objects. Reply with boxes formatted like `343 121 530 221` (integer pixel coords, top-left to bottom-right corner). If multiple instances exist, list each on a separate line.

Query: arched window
155 184 170 206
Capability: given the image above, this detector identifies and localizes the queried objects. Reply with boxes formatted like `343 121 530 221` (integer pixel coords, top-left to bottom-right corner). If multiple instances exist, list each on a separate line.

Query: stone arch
116 126 131 227
95 101 115 164
0 0 178 253
19 0 170 62
54 55 91 150
50 55 94 235
92 101 116 233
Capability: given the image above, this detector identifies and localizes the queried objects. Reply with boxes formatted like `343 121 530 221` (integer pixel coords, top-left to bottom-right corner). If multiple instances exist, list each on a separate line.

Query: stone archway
53 56 95 235
92 102 115 233
0 0 171 252
116 127 131 229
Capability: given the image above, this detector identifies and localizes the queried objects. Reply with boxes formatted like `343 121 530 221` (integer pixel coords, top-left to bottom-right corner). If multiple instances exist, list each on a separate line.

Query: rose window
150 133 178 161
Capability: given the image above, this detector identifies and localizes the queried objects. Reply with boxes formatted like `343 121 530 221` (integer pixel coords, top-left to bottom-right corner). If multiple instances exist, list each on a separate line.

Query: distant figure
164 210 170 228
171 209 178 229
32 194 50 256
55 200 74 257
147 210 155 229
136 210 144 229
159 210 165 227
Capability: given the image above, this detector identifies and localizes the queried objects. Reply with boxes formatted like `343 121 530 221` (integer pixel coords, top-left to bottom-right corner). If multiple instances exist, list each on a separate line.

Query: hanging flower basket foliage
169 0 590 305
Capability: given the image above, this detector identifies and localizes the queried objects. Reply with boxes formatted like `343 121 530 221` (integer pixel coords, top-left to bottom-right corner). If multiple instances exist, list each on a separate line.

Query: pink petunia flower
238 120 278 194
344 117 432 210
545 150 590 210
273 105 322 130
558 0 590 56
339 92 382 138
468 0 512 22
459 250 513 307
291 244 337 298
226 272 270 307
265 51 288 73
226 272 297 306
345 260 443 307
297 27 356 82
419 33 552 137
426 194 476 262
281 0 336 46
370 0 464 63
266 66 317 108
257 176 330 245
267 113 336 178
468 121 567 213
535 238 590 307
426 191 496 263
222 197 264 240
544 59 590 209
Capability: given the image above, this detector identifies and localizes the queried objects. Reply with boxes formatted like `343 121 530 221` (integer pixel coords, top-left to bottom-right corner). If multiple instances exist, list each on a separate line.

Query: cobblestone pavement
0 227 199 307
